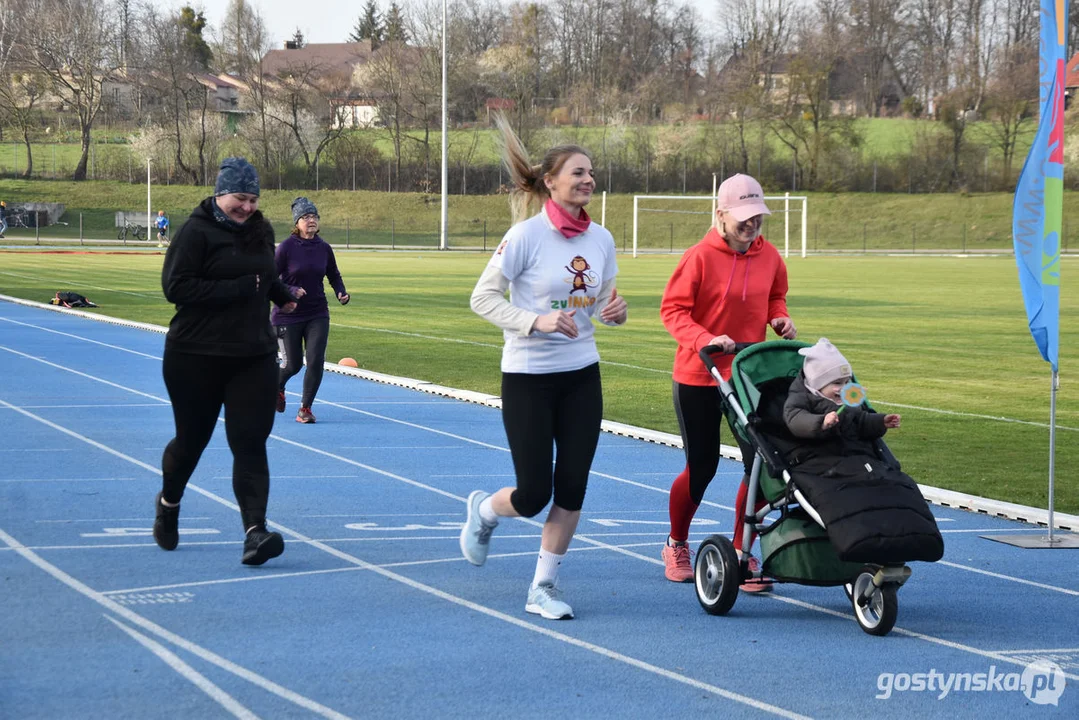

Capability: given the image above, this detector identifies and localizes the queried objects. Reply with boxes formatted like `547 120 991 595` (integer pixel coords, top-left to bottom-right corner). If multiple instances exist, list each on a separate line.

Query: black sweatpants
673 381 756 504
276 317 330 407
501 363 603 517
161 350 278 531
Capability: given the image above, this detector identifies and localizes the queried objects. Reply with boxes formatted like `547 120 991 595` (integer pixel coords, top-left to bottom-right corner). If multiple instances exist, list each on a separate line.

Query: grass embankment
0 251 1075 515
4 178 1079 253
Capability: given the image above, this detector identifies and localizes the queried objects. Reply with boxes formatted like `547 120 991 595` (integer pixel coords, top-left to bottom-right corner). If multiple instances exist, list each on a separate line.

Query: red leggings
732 478 768 552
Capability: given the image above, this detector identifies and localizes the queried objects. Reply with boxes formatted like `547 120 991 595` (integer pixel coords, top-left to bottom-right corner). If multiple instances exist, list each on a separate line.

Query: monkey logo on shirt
564 255 597 294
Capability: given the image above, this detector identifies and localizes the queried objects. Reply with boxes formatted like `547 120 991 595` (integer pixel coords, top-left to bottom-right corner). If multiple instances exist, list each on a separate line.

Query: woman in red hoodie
659 173 797 589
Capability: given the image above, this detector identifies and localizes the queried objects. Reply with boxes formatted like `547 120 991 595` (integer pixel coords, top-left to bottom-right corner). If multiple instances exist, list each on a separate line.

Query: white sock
667 535 686 547
478 496 499 525
160 497 179 508
531 549 565 588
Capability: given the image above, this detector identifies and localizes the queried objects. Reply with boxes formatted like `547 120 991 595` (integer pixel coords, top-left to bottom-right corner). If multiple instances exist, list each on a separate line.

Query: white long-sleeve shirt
470 207 619 374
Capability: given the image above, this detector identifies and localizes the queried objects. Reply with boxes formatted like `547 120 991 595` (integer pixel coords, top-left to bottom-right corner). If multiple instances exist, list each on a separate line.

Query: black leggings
276 317 330 407
501 363 603 517
673 381 755 505
161 350 278 531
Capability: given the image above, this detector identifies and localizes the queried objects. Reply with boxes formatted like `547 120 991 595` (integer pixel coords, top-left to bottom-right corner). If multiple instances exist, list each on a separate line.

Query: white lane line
340 442 468 446
0 317 162 359
935 560 1079 596
104 615 260 720
0 526 349 719
0 404 808 719
991 647 1079 654
0 477 140 483
3 403 167 409
0 448 73 452
868 401 1079 432
36 517 213 523
0 344 169 403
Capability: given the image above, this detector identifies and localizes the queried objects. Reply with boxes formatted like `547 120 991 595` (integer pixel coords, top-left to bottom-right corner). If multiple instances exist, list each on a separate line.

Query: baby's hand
822 411 839 429
884 414 901 429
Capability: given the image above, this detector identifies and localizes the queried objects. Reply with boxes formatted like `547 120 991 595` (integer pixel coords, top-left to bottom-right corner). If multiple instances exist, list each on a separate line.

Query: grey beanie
798 338 852 391
292 196 319 224
214 157 260 197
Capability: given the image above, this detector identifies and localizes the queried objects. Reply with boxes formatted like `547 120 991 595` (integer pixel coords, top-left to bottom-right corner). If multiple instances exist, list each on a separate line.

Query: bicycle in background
118 221 144 241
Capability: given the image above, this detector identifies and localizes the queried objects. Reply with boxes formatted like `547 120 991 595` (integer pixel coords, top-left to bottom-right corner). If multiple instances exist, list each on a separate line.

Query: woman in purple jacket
273 197 350 423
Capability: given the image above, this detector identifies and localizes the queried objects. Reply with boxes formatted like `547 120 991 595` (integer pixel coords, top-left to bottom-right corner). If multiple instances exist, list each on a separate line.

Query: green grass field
0 250 1074 515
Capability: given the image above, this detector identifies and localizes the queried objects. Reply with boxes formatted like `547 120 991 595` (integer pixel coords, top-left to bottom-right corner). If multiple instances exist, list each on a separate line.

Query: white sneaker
525 582 574 620
459 490 497 566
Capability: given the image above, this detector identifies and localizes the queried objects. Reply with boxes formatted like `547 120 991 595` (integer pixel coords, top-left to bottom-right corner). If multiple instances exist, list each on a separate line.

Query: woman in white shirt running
460 116 628 620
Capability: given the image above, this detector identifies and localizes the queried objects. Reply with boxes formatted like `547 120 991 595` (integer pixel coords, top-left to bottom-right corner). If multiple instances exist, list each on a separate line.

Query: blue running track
1 299 1077 718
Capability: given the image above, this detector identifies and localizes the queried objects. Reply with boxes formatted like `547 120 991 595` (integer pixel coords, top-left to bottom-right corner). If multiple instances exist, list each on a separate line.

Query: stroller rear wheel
694 535 740 616
850 566 898 636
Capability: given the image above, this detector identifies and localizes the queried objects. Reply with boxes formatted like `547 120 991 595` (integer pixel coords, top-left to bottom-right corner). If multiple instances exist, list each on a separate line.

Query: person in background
460 116 628 620
659 173 797 591
155 157 302 566
273 196 350 424
156 210 170 247
0 201 8 239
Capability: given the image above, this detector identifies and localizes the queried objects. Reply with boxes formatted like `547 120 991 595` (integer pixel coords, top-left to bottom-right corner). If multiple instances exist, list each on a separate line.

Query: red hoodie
661 227 790 385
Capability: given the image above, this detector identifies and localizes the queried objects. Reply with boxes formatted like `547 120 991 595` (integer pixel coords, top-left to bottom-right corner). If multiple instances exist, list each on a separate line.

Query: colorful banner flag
1012 0 1066 372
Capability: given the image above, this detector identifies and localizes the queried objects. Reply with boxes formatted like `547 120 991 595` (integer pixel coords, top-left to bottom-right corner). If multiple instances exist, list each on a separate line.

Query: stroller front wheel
851 567 898 636
694 535 740 616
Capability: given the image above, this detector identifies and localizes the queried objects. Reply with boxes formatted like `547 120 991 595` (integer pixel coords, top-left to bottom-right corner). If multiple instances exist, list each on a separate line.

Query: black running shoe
242 527 285 566
153 491 180 551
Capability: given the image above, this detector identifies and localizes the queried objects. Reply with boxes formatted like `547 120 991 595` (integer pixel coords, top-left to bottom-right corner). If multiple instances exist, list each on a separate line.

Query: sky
195 0 719 48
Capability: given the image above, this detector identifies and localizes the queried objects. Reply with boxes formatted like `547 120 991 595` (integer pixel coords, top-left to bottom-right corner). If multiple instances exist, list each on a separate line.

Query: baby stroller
692 340 943 636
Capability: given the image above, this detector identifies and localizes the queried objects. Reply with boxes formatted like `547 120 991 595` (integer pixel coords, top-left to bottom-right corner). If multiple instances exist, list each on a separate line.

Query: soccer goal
631 193 808 258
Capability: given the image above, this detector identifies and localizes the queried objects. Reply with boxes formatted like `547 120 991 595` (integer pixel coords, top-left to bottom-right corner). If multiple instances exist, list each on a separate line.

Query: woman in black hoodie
155 157 301 566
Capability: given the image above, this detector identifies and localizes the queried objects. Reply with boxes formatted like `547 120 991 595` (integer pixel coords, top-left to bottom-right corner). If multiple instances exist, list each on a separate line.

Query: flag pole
1048 370 1058 542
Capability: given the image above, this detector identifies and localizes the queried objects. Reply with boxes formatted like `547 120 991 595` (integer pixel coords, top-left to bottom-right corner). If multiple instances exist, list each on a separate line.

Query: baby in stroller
783 338 900 468
767 338 942 568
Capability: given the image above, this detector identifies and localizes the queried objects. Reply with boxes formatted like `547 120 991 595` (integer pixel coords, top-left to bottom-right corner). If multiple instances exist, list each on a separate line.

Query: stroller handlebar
699 343 756 374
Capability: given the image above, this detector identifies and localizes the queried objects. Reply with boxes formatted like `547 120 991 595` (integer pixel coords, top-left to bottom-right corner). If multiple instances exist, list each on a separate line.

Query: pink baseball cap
717 174 771 222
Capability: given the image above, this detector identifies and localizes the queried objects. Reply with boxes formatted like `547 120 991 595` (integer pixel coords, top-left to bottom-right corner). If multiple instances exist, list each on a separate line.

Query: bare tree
957 0 999 114
847 0 907 116
718 0 794 172
266 61 350 184
770 15 861 189
359 41 410 189
147 7 214 185
217 3 274 168
21 0 120 180
907 0 961 110
0 0 45 178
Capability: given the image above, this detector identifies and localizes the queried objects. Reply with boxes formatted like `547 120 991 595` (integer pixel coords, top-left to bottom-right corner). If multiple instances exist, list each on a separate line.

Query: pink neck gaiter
545 199 591 238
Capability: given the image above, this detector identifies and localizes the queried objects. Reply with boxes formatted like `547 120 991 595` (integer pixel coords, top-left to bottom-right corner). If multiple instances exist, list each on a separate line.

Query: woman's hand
706 335 736 353
532 309 578 338
281 301 298 313
599 288 627 324
337 292 350 305
884 414 902 429
770 316 797 339
822 411 839 429
293 287 307 299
